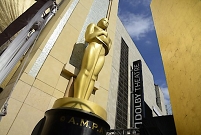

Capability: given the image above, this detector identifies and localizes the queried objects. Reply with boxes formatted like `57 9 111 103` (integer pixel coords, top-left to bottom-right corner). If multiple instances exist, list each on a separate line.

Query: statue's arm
97 34 112 49
85 24 107 42
107 38 112 50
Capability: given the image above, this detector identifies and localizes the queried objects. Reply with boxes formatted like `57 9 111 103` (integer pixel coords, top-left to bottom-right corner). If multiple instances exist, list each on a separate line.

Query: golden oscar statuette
32 18 112 135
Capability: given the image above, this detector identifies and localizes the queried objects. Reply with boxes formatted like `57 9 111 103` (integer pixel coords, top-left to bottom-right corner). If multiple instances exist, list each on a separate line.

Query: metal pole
106 0 113 20
130 66 135 128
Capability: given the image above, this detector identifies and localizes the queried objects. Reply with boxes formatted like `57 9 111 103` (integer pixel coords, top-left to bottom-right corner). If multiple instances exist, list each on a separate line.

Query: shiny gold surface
0 0 63 33
54 19 112 121
0 0 35 32
74 18 112 100
52 97 107 120
151 0 201 134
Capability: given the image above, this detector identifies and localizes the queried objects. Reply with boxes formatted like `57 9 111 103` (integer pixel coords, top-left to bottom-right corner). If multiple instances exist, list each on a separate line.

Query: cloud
155 80 171 105
160 87 170 105
125 0 151 7
160 87 173 114
119 12 154 40
145 40 152 44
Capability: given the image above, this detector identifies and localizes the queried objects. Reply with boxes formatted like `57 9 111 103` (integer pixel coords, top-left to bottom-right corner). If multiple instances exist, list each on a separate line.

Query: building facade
151 0 201 134
0 0 166 134
111 18 166 129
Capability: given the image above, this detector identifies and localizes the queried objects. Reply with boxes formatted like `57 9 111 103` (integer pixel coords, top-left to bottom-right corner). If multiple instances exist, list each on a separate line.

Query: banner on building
131 60 145 128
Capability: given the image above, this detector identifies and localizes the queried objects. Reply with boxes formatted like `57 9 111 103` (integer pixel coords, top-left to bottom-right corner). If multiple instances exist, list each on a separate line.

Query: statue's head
97 18 109 30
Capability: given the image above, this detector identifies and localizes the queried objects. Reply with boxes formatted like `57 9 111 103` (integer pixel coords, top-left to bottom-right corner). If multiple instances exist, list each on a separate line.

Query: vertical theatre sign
131 60 145 128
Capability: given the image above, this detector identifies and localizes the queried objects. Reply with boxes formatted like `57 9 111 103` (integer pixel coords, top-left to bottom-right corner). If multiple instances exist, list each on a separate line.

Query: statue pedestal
32 98 110 135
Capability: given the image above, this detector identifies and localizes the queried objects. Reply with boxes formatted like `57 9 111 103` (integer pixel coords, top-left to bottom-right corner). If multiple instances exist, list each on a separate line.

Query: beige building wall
151 0 201 134
0 0 119 134
0 0 168 134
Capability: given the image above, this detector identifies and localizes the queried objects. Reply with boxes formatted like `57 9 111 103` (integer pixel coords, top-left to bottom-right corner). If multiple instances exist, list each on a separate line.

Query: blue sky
118 0 171 108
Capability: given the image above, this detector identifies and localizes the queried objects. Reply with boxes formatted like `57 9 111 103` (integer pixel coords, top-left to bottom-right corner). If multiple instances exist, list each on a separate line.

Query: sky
118 0 171 111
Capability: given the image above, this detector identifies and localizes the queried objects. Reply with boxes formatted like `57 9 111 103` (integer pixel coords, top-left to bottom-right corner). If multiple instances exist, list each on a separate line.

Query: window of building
115 38 129 129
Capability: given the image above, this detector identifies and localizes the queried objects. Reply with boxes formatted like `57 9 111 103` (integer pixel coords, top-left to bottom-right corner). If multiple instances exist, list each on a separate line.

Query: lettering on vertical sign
133 60 144 128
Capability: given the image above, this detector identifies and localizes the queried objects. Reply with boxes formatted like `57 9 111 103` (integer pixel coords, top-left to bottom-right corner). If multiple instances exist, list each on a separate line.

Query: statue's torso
93 26 110 55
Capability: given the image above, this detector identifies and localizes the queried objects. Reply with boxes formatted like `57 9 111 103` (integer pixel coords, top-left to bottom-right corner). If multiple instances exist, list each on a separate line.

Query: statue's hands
101 31 108 37
85 24 109 42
